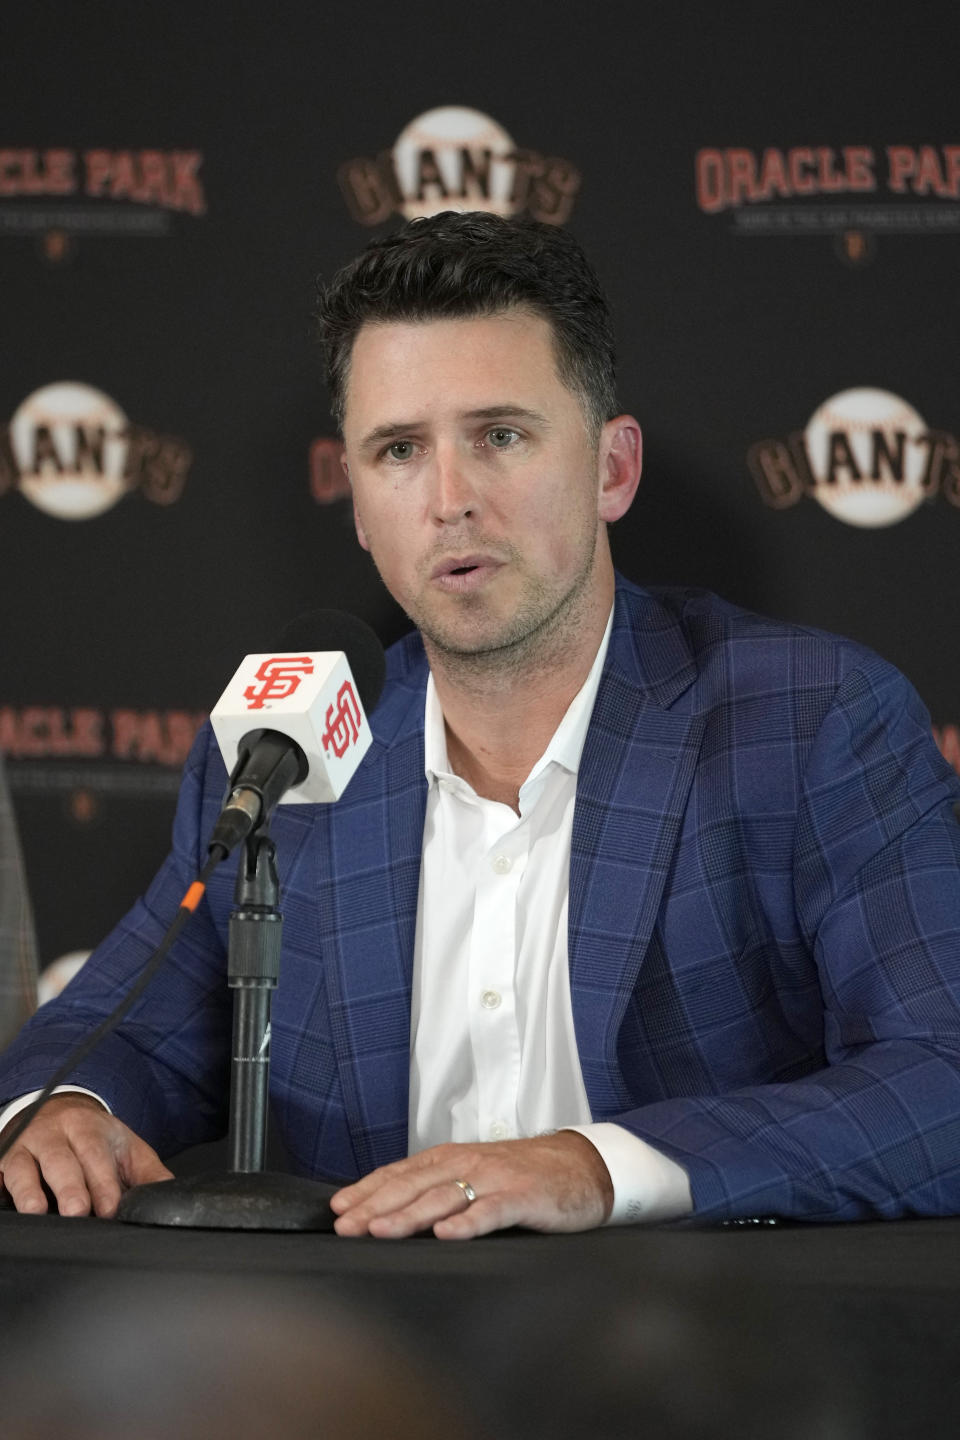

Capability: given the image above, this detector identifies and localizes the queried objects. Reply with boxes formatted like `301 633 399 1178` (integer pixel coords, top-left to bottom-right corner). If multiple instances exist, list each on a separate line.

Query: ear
342 451 371 552
597 416 642 523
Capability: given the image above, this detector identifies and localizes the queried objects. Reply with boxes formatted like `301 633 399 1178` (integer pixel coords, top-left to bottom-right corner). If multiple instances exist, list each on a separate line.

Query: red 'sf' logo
321 680 362 757
244 656 314 710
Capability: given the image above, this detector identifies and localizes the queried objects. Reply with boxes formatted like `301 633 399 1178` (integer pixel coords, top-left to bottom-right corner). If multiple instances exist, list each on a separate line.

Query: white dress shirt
410 610 691 1224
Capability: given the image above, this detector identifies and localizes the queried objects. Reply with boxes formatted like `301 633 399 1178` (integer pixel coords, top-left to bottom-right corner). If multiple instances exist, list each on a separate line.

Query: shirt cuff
0 1086 112 1134
563 1122 693 1224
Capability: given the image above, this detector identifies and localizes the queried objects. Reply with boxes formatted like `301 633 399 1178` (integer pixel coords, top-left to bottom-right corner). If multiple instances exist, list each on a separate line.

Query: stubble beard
406 535 603 691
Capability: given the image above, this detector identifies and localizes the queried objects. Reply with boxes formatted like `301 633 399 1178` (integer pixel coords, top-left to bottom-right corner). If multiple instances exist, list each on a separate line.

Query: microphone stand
117 825 336 1230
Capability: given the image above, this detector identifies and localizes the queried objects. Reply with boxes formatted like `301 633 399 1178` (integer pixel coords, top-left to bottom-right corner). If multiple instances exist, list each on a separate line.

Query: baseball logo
243 657 315 710
804 387 929 528
338 107 580 227
10 382 131 520
392 106 518 220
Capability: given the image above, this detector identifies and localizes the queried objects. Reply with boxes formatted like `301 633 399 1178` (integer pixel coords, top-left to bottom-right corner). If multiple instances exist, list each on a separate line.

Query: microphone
114 611 387 1234
207 610 386 856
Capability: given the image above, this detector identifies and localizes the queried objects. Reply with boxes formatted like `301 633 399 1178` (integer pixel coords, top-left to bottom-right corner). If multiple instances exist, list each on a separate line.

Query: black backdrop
2 3 958 970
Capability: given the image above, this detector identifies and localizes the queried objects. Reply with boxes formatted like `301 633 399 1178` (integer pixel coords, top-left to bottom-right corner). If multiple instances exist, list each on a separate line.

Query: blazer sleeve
612 657 960 1222
0 724 235 1159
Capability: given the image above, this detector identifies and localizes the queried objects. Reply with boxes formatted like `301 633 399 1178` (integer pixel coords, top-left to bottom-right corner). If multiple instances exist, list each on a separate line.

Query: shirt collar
423 605 615 790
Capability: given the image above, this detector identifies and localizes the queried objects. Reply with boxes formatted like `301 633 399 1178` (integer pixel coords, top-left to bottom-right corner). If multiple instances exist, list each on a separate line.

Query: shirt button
480 989 501 1010
489 1120 510 1140
491 854 512 874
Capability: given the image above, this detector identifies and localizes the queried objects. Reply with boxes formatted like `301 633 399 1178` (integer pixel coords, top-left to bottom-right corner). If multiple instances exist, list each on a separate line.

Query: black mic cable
0 610 386 1170
0 845 227 1169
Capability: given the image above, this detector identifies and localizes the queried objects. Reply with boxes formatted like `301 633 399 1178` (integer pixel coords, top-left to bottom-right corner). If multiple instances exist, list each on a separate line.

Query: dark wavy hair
315 211 618 440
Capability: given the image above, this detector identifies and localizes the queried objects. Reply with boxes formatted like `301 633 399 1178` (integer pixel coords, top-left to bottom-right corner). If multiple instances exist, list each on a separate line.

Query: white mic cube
210 650 373 804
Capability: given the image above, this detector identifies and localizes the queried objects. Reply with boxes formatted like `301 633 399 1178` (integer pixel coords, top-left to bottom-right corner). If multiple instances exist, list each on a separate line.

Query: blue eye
487 428 519 448
387 440 416 461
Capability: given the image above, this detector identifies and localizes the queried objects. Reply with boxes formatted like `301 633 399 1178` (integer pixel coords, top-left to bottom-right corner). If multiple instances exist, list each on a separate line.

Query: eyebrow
357 405 551 453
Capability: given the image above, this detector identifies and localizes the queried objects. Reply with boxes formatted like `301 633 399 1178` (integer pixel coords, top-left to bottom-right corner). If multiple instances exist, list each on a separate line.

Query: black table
1 1211 959 1438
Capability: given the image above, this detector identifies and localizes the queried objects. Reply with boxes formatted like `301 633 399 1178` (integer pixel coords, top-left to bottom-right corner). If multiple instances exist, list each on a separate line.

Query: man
3 213 960 1236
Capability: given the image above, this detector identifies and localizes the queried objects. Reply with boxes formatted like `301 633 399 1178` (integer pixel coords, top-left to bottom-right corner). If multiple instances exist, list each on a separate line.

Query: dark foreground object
1 1211 959 1439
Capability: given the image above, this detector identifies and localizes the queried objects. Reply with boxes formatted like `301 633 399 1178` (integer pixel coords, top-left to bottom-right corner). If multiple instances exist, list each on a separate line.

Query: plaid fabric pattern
3 577 960 1220
0 756 38 1052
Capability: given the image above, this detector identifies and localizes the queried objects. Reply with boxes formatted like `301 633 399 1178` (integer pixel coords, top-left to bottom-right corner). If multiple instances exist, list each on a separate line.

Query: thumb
119 1133 175 1187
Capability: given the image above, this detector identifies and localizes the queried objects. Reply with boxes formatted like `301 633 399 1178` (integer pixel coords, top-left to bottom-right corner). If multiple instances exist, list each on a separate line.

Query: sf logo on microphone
322 681 362 757
243 657 315 709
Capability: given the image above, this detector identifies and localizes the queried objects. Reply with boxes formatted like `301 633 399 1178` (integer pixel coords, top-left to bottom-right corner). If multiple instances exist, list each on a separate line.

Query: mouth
430 554 502 591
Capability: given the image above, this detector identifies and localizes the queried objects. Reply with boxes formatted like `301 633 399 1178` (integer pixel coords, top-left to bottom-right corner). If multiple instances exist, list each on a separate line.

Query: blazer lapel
569 585 706 1116
321 671 427 1174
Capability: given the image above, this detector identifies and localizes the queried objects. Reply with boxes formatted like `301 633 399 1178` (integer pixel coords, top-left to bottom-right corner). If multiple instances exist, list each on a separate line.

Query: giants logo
339 106 580 227
749 388 960 528
1 382 191 519
321 681 362 758
243 657 314 710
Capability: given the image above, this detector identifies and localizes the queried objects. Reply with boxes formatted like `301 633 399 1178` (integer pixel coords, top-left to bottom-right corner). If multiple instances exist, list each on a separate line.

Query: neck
426 568 614 811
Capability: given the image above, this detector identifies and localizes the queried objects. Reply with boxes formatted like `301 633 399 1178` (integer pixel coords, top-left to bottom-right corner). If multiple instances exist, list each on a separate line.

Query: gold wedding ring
452 1178 477 1205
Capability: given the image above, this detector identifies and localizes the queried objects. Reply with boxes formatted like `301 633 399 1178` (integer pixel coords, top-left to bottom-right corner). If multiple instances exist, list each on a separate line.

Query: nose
429 443 479 526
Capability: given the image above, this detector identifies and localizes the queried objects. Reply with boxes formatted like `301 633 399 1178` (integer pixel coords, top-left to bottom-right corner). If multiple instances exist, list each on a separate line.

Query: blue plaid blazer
5 577 960 1221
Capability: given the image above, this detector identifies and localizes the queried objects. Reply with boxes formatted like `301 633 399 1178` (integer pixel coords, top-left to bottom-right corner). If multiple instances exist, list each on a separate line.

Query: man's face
341 308 621 663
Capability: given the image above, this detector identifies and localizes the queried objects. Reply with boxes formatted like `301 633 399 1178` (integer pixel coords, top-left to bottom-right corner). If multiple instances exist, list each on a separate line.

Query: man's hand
0 1094 173 1219
330 1131 614 1239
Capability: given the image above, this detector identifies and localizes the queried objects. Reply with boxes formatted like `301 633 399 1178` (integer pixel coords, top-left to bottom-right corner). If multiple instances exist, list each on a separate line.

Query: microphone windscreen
279 610 386 714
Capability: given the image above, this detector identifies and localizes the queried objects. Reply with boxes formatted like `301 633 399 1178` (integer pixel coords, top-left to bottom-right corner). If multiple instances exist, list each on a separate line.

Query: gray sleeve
0 757 38 1052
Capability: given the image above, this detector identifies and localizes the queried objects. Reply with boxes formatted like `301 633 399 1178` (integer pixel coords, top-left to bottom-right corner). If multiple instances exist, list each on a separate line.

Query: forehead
342 309 568 426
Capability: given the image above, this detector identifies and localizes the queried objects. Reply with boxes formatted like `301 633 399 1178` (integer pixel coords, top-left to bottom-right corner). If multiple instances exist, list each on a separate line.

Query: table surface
3 1205 960 1285
3 1210 960 1439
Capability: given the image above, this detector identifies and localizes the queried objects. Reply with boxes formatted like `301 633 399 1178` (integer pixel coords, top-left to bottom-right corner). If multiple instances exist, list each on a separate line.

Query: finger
0 1148 54 1215
5 1138 93 1217
117 1134 174 1191
433 1175 549 1239
434 1195 512 1240
329 1172 386 1214
336 1175 476 1238
330 1155 433 1213
367 1175 483 1238
0 1116 169 1221
363 1183 526 1241
332 1175 437 1235
70 1126 137 1219
77 1125 173 1220
330 1150 450 1216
